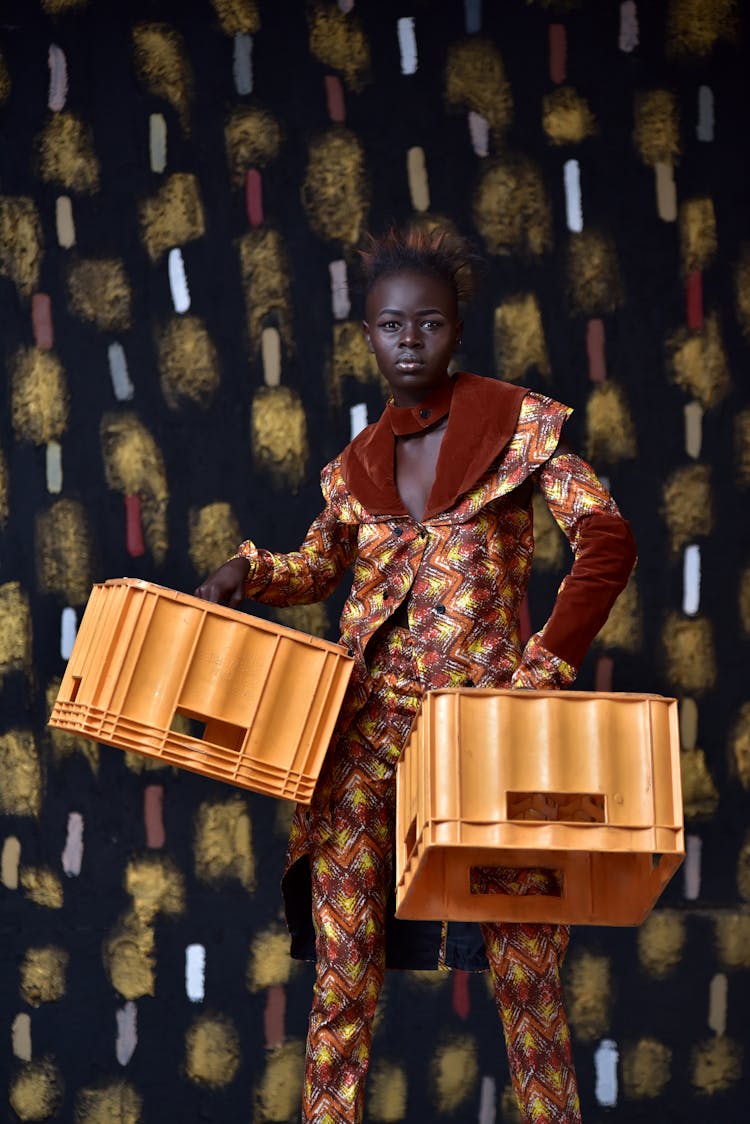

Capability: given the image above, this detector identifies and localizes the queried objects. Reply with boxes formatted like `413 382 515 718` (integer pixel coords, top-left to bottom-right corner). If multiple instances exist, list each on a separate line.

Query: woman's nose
400 323 421 346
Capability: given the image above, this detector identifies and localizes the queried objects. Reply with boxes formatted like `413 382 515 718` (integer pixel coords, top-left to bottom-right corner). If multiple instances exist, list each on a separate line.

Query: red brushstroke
125 494 146 557
144 785 165 848
31 293 54 350
594 655 614 693
686 271 703 330
245 168 263 229
324 74 346 123
549 24 567 84
264 985 286 1048
586 319 606 382
520 594 532 645
452 970 470 1020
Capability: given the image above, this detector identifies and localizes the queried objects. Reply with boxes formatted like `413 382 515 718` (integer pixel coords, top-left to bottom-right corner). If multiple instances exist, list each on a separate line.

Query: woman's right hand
194 556 251 608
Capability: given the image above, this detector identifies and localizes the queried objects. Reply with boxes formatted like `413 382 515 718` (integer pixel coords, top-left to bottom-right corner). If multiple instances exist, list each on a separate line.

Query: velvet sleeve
511 448 637 689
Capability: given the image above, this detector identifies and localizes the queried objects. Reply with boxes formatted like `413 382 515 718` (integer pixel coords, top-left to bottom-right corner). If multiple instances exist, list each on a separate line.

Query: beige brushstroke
12 1012 32 1060
2 836 21 889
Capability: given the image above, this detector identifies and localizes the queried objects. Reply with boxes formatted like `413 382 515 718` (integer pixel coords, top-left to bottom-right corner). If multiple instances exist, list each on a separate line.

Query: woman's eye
380 320 400 330
422 320 443 330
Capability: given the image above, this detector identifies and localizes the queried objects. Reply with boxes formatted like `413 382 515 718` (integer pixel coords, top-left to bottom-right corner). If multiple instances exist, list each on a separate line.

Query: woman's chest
394 421 448 521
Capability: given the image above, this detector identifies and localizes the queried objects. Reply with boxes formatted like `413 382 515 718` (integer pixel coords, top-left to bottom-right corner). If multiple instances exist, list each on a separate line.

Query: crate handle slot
169 707 246 754
506 791 606 823
469 865 564 898
68 675 82 702
405 816 417 858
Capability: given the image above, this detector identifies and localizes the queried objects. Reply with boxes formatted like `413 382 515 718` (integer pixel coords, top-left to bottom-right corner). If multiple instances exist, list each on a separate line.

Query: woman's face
362 271 463 407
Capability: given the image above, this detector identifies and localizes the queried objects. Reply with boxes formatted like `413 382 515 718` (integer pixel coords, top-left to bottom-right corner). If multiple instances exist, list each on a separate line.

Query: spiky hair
358 224 482 305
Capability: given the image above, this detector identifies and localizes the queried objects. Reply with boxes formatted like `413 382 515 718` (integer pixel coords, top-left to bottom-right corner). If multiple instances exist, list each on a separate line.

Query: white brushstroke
61 607 77 661
683 545 701 615
697 86 714 142
564 159 583 232
186 944 206 1002
594 1039 618 1107
48 44 68 111
233 33 253 95
477 1074 496 1123
349 403 368 441
149 113 167 173
108 342 134 401
329 260 351 320
397 17 418 75
62 812 84 877
168 248 191 314
12 1014 32 1061
468 111 489 157
46 441 63 494
338 0 355 11
708 973 728 1035
618 2 639 53
116 1001 138 1065
684 833 702 900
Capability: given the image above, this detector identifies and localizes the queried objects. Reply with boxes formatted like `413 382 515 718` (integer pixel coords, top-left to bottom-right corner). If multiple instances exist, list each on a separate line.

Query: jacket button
465 679 474 687
347 648 354 657
419 408 430 419
436 604 446 614
383 592 390 600
393 527 403 537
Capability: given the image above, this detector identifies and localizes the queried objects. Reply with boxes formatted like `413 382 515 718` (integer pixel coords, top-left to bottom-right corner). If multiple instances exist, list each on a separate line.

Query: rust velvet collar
339 372 529 519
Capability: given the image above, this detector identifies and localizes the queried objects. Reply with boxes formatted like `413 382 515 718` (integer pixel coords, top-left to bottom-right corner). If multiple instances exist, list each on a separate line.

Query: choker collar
386 377 456 436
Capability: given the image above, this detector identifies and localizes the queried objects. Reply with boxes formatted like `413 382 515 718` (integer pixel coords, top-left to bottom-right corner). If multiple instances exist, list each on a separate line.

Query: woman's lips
395 357 423 370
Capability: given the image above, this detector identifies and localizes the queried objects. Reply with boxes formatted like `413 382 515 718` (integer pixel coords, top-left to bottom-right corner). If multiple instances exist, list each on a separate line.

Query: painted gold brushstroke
9 1059 64 1121
21 866 64 909
212 0 260 33
254 1041 305 1121
735 246 750 342
474 157 552 258
185 1014 241 1087
637 910 686 977
194 799 256 891
431 1035 478 1113
100 412 169 564
595 574 642 651
0 583 33 686
445 39 512 135
691 1036 742 1093
735 409 750 487
308 3 370 91
68 258 132 331
20 946 68 1006
662 612 716 693
11 348 68 444
157 316 220 408
139 173 205 262
302 129 369 245
246 927 294 991
0 197 43 298
494 294 550 383
0 447 8 527
37 113 100 193
566 951 611 1041
532 492 564 571
329 320 384 405
567 231 624 314
369 1061 408 1121
238 228 294 356
126 854 185 922
715 914 750 969
46 679 99 771
251 386 309 492
667 0 739 57
104 907 156 999
0 51 10 104
274 603 329 638
542 87 597 145
680 696 698 749
0 730 41 817
225 107 282 185
121 749 173 773
633 91 680 165
731 703 750 790
75 1082 143 1124
36 499 94 604
585 382 637 462
622 1038 672 1099
739 833 750 900
132 23 192 131
679 197 717 275
681 747 719 819
500 1082 522 1124
666 313 730 408
189 503 242 577
661 464 712 552
274 798 296 837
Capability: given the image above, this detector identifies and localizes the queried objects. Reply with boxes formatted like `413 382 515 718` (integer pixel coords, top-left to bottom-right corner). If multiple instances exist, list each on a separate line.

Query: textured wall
1 0 749 1121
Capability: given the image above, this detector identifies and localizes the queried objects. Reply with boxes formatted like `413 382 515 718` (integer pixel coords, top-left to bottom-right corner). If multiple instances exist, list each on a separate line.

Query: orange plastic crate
49 579 354 802
395 689 684 925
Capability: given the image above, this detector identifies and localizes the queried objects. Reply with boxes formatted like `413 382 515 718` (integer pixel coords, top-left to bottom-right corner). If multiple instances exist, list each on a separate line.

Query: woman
197 226 637 1123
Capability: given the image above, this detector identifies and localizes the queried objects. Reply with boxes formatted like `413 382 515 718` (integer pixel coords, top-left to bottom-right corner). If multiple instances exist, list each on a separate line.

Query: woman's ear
361 320 374 353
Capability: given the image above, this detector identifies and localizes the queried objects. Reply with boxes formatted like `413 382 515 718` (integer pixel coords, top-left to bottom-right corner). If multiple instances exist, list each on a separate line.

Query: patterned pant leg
301 628 420 1124
481 917 581 1124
